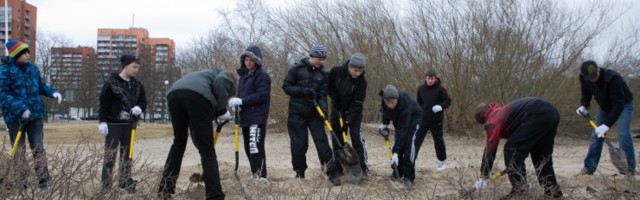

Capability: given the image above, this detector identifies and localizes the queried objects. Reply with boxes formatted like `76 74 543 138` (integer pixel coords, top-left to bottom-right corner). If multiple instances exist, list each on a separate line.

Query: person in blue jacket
228 45 271 182
0 40 62 189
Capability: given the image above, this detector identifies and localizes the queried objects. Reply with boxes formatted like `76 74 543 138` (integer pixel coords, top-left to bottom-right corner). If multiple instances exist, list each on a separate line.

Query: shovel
128 119 138 159
10 123 24 159
337 113 364 180
379 128 400 180
313 101 361 174
233 107 240 179
579 112 627 174
213 120 229 147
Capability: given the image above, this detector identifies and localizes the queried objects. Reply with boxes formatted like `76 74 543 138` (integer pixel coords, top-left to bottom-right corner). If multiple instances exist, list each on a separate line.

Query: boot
118 178 138 193
295 170 305 179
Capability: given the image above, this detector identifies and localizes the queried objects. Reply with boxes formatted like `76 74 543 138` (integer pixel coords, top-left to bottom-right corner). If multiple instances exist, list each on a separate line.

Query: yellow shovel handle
128 128 136 159
10 130 23 159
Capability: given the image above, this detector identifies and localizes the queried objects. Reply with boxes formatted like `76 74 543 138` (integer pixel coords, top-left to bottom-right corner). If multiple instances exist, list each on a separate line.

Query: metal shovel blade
604 139 628 174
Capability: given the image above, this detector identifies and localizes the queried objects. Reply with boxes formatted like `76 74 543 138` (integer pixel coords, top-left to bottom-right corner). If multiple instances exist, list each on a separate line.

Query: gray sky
26 0 640 57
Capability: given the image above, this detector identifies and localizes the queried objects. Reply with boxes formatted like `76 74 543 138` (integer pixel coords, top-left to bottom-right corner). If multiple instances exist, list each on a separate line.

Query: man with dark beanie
282 44 341 186
158 67 235 200
575 60 636 176
228 45 271 182
473 97 562 199
328 53 368 177
415 69 451 172
378 84 422 190
0 40 62 189
98 53 147 193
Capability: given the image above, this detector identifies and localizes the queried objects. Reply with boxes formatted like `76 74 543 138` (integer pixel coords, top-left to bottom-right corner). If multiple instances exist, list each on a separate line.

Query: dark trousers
503 103 562 196
415 120 447 161
393 120 422 182
159 90 224 200
102 123 133 188
287 112 337 175
329 111 368 172
242 124 267 178
7 119 50 186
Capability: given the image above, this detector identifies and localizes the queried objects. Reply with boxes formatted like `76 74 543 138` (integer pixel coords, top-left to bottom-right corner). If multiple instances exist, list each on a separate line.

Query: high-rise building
0 0 36 56
50 46 97 117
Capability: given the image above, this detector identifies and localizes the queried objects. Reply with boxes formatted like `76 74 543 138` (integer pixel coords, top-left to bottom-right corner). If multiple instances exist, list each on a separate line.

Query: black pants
287 112 338 176
102 123 134 188
503 103 562 196
7 119 50 187
329 111 367 172
392 115 422 182
415 120 446 161
242 124 267 178
159 90 224 200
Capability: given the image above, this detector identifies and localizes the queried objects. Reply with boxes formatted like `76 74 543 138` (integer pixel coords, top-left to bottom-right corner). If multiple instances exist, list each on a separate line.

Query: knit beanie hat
383 84 399 99
240 45 263 66
309 44 327 58
348 53 366 69
6 40 29 59
120 54 138 68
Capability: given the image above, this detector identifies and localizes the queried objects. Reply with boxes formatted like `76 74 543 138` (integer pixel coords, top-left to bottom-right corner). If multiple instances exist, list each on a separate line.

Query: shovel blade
336 143 363 182
604 139 628 173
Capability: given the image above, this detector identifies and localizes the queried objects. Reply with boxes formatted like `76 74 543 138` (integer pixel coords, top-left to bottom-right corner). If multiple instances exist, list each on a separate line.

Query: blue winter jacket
0 57 58 124
237 46 271 127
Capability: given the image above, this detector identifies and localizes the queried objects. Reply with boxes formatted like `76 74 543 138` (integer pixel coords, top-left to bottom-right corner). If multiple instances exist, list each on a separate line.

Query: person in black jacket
158 68 235 199
378 84 422 190
473 97 562 199
575 60 636 176
98 54 148 193
282 44 341 186
228 45 271 181
328 53 368 175
415 69 451 172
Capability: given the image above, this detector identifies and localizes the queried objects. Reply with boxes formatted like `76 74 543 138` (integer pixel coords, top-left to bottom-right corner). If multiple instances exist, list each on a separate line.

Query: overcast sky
26 0 640 56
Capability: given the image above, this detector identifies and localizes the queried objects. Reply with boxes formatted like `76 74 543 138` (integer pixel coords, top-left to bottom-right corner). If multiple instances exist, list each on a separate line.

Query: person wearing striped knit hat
0 40 62 189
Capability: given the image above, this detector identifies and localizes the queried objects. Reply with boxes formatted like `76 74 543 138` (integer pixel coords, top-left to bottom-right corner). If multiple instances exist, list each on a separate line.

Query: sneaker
295 170 305 179
437 160 446 172
329 173 341 186
576 168 593 176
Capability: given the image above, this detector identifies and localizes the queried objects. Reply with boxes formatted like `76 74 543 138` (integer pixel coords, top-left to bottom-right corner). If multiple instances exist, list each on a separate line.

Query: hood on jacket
238 45 263 76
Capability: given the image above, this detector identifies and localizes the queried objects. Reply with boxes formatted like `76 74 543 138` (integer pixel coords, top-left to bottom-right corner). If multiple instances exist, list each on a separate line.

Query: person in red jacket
473 97 562 199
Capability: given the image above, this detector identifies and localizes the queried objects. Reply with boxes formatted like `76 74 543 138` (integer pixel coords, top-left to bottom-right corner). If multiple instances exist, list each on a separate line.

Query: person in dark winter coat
158 68 235 200
473 97 562 199
378 84 422 189
575 60 636 176
328 53 368 174
98 54 147 193
282 44 341 186
415 69 451 172
228 45 271 181
0 40 62 189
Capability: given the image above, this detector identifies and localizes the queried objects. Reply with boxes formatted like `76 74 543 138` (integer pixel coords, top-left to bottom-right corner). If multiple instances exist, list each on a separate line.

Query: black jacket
99 73 147 123
237 66 271 127
328 61 367 121
416 78 451 121
381 92 422 153
579 68 633 127
282 58 328 117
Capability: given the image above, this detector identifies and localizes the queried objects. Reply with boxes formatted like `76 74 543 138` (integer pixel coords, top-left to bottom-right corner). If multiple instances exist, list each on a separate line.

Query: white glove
52 92 62 104
576 106 588 116
595 124 609 138
131 106 142 116
390 153 399 166
228 97 242 107
474 179 487 190
98 123 108 136
21 109 30 119
218 110 232 121
432 105 443 113
378 124 388 132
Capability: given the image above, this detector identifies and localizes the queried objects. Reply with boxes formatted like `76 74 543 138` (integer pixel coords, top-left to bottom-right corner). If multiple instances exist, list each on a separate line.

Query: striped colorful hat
6 40 29 59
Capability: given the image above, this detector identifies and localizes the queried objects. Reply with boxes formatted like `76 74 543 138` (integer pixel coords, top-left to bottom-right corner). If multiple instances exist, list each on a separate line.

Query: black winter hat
120 54 138 68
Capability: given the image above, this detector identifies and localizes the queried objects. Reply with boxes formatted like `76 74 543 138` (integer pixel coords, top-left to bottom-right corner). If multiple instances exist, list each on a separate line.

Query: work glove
378 124 388 132
131 106 142 116
217 110 232 121
576 106 588 116
595 124 609 138
98 122 108 136
432 105 443 113
390 153 399 166
474 179 487 190
303 88 315 99
21 109 30 119
52 92 62 104
228 98 243 112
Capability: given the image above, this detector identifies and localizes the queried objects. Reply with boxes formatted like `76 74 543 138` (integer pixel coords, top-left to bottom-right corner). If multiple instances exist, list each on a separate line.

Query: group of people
0 38 635 200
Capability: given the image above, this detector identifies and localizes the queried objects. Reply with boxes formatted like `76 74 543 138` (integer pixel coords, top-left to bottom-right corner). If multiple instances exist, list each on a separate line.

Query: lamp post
164 80 169 124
